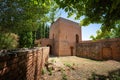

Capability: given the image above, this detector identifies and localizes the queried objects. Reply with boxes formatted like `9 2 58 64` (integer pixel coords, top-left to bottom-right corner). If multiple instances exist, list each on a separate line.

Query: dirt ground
41 56 120 80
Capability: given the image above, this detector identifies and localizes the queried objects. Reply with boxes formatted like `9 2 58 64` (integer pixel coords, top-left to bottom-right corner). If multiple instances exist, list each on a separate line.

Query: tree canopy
0 0 55 49
0 0 51 33
90 24 120 40
55 0 120 32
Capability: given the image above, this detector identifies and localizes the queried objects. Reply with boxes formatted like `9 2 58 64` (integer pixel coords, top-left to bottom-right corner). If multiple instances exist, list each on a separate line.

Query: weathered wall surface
49 20 60 56
76 38 120 61
49 17 82 56
58 18 82 56
0 47 49 80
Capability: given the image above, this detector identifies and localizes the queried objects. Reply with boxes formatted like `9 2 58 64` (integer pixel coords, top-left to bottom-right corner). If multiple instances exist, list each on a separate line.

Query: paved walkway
41 56 120 80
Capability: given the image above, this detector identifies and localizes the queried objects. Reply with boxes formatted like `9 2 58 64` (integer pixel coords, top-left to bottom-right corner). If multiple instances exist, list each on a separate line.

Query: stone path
41 56 120 80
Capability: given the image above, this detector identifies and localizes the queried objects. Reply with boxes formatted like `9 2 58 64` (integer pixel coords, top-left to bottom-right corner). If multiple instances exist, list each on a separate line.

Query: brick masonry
35 17 120 61
36 17 82 56
76 38 120 61
0 47 49 80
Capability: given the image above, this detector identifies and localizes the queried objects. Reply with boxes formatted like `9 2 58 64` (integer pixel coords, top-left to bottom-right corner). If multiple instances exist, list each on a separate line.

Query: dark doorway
70 46 74 56
47 45 52 55
76 34 79 43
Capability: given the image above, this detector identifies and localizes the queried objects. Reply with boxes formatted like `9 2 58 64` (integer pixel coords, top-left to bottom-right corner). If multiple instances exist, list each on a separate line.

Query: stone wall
0 47 49 80
76 38 120 61
35 38 53 47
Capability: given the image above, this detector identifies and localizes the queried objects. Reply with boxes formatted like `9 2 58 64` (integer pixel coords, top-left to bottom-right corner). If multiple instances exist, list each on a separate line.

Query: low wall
0 47 49 80
35 38 53 47
76 38 120 61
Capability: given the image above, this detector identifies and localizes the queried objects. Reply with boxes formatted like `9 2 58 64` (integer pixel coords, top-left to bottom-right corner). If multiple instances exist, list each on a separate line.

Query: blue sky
58 10 101 41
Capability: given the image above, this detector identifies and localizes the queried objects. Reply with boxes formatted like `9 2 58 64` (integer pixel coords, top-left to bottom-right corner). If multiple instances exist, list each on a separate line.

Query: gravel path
41 56 120 80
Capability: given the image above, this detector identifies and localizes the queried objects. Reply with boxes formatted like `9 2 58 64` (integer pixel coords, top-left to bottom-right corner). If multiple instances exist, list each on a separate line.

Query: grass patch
48 67 53 75
61 68 67 80
51 59 56 63
64 63 72 69
41 68 47 75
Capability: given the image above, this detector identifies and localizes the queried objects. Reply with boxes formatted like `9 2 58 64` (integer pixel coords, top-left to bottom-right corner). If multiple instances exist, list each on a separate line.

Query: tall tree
19 31 33 48
0 0 51 33
36 23 50 39
0 0 52 48
45 25 50 38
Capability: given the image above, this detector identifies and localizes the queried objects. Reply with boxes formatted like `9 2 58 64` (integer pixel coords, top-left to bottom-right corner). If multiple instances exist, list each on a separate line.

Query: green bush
0 33 18 49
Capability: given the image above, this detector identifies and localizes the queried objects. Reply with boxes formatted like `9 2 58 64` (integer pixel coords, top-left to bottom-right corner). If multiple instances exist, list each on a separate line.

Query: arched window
76 34 79 43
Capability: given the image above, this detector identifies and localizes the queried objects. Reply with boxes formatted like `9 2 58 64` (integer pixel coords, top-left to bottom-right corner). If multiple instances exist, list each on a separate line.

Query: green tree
19 31 33 48
0 0 51 33
90 23 120 40
36 23 50 39
0 0 52 48
55 0 120 32
45 25 50 38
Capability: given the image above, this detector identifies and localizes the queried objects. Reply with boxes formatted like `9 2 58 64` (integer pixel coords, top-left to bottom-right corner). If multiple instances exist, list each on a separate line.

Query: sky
58 10 101 41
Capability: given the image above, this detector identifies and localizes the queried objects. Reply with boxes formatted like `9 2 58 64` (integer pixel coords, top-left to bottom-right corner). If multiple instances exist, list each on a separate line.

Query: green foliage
62 73 67 80
90 24 120 40
55 0 120 32
41 68 47 75
64 63 72 68
0 0 51 33
0 33 18 49
61 69 67 80
19 31 33 48
36 23 50 39
0 0 62 49
45 25 50 38
48 67 53 75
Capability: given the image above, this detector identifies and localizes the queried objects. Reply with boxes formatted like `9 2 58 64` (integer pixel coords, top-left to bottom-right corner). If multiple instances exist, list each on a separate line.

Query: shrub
0 33 18 49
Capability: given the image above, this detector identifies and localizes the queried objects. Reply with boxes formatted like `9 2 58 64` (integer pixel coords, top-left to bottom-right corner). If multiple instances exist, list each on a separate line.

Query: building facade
35 17 120 61
35 17 82 56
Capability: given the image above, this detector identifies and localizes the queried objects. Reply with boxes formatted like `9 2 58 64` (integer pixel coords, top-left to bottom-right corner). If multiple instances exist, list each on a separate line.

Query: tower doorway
70 46 74 56
47 45 52 55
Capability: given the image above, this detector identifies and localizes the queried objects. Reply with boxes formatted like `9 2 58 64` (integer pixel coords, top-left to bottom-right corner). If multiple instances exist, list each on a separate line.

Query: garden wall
76 38 120 61
0 47 49 80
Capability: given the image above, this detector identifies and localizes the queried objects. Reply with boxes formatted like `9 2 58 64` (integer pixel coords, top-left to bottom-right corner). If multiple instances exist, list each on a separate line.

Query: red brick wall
0 47 49 80
76 38 120 61
49 17 82 56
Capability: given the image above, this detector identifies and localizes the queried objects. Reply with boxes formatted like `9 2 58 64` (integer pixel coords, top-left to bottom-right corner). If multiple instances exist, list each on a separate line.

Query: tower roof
56 17 79 25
